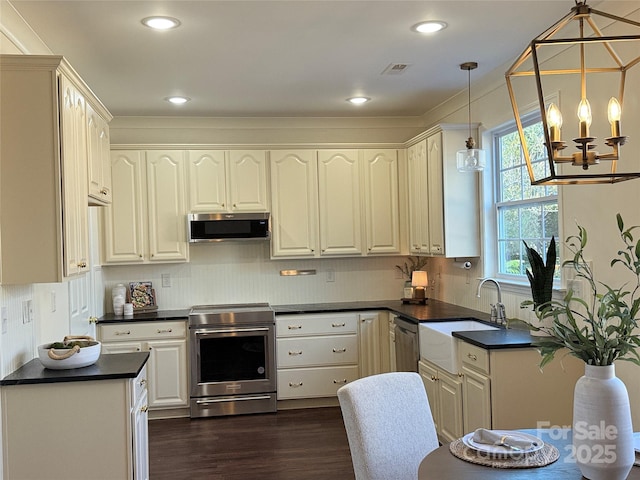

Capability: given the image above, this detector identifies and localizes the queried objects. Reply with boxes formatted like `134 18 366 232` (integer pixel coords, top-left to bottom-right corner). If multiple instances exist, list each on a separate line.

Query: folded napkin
472 428 538 450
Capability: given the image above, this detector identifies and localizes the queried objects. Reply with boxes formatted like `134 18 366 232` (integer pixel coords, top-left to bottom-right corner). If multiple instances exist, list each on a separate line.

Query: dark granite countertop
97 309 189 324
0 352 149 386
453 328 534 349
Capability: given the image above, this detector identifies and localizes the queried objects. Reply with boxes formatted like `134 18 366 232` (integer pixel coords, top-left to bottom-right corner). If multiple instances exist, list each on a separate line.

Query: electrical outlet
326 269 335 282
51 291 56 312
568 278 584 298
162 273 172 288
1 307 8 334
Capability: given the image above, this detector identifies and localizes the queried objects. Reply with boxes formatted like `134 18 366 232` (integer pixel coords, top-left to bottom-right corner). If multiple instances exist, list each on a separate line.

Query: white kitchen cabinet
419 359 464 444
99 321 189 412
1 363 148 480
457 340 584 433
0 55 112 283
276 313 359 400
270 148 400 259
270 150 319 257
362 149 401 254
87 101 113 205
318 149 363 256
188 149 269 213
406 124 480 257
358 312 386 377
102 150 189 264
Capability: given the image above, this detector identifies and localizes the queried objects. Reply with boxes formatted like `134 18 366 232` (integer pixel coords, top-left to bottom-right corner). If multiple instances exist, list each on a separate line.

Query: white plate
462 430 544 456
633 432 640 453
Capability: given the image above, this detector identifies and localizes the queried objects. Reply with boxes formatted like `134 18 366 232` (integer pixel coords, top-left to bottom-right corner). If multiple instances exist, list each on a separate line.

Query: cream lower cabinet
98 321 189 412
359 311 392 377
1 365 148 480
458 340 584 433
102 150 189 264
276 313 359 399
388 314 397 372
419 359 464 443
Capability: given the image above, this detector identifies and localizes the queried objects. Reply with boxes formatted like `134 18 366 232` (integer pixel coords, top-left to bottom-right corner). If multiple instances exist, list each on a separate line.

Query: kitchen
1 0 640 478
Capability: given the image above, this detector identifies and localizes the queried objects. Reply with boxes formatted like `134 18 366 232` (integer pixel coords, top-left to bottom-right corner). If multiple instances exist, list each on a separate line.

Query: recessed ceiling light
411 21 448 34
347 97 371 105
142 16 181 30
165 96 190 105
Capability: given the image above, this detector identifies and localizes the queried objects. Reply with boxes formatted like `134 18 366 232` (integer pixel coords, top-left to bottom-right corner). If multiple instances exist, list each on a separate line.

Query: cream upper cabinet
406 125 480 257
228 150 269 212
188 150 268 213
362 149 400 254
270 150 319 258
102 150 189 264
60 74 90 277
0 55 110 283
146 151 189 262
407 140 430 254
318 149 362 256
87 101 112 205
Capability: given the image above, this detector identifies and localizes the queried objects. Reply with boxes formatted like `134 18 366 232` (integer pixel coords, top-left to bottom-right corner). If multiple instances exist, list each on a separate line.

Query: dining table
419 429 640 479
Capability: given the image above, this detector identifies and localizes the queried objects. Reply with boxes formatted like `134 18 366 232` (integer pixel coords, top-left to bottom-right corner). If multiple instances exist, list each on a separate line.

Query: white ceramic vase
573 364 634 480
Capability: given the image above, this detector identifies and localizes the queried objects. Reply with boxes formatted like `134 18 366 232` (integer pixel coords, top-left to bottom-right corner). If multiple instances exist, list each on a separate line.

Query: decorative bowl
38 336 101 370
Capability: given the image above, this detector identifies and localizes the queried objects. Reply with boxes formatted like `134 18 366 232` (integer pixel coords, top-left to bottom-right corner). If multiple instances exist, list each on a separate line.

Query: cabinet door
270 150 318 257
317 149 362 256
358 313 381 378
146 339 189 409
87 102 111 204
60 75 89 277
146 151 189 262
437 369 464 443
427 132 444 255
103 151 146 263
419 360 440 432
461 364 492 433
407 140 429 254
187 150 227 212
363 149 400 254
228 150 269 212
132 388 150 480
389 315 397 372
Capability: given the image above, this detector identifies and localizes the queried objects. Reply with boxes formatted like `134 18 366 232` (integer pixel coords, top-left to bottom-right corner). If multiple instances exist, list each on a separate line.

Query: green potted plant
518 214 640 480
523 236 556 313
395 256 428 281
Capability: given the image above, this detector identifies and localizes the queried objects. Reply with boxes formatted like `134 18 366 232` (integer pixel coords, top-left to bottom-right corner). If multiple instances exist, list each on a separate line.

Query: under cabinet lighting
280 270 317 276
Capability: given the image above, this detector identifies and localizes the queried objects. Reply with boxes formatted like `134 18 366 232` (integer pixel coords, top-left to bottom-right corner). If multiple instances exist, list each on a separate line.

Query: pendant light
456 62 485 172
505 1 640 185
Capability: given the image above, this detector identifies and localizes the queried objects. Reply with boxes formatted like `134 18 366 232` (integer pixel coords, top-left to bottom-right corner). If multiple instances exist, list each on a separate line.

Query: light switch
162 273 172 288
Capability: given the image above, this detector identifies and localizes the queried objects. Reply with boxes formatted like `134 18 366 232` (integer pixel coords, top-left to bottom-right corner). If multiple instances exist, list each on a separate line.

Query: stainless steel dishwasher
394 317 419 372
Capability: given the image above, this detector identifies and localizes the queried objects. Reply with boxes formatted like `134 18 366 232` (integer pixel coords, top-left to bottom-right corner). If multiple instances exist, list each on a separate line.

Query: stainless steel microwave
188 213 270 242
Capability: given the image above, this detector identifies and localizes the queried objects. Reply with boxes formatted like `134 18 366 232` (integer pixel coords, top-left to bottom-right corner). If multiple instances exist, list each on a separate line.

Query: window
494 113 559 279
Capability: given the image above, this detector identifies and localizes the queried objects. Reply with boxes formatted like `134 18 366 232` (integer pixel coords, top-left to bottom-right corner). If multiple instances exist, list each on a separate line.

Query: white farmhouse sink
419 320 499 374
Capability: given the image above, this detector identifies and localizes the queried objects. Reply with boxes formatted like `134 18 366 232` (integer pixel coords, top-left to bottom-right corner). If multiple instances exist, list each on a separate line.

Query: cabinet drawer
276 313 358 337
132 365 148 408
277 365 359 400
459 341 490 375
99 320 187 342
277 335 358 368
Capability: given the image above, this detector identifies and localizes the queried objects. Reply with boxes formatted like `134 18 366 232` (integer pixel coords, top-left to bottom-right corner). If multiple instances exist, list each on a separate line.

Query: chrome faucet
476 278 506 325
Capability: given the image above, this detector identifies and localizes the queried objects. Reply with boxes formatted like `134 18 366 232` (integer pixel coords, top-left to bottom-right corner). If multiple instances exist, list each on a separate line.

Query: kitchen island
1 352 150 480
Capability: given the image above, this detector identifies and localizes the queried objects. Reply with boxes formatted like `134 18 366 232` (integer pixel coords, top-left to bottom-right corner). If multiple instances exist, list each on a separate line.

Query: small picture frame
127 281 158 312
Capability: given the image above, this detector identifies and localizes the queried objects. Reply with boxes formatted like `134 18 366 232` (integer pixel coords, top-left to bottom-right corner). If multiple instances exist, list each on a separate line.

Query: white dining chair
337 371 439 480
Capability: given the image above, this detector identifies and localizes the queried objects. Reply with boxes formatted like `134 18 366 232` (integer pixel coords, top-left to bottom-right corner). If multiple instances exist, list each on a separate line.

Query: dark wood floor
149 407 356 479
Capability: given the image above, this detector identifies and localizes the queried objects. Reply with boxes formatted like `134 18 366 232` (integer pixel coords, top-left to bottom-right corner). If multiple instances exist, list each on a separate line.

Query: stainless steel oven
189 303 276 418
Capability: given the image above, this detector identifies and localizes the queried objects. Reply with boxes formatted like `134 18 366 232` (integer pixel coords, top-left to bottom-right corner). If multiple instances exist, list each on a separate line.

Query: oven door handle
196 395 273 405
194 327 270 335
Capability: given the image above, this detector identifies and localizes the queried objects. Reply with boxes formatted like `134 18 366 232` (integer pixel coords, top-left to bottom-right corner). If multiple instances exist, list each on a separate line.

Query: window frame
489 109 562 287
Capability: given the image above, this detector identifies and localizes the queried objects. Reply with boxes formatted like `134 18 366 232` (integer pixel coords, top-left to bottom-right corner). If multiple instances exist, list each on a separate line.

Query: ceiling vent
382 63 411 75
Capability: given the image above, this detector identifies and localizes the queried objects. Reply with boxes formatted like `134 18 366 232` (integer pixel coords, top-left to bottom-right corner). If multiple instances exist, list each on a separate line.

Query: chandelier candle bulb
608 97 622 137
577 99 592 138
547 103 563 142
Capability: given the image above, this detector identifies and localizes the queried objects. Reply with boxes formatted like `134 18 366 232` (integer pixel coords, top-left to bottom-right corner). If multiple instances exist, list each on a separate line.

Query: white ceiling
7 0 621 118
